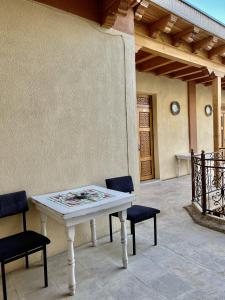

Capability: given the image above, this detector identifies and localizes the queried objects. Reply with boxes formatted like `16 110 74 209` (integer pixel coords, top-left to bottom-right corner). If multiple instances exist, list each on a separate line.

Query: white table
175 153 192 177
31 185 133 296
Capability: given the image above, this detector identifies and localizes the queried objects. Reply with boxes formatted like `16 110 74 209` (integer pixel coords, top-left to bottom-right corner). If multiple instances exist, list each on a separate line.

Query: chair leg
1 262 7 300
154 215 157 246
131 222 136 255
109 214 113 242
43 246 48 288
25 254 29 269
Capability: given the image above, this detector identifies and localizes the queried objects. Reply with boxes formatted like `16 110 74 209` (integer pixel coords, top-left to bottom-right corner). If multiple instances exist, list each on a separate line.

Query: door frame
136 92 160 181
136 93 159 181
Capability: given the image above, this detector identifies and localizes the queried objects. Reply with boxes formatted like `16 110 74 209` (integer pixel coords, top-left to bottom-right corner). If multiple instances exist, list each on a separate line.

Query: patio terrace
3 176 225 300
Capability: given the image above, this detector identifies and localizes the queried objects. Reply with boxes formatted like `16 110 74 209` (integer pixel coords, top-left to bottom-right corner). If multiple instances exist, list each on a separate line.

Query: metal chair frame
109 209 157 255
106 176 159 255
0 197 49 300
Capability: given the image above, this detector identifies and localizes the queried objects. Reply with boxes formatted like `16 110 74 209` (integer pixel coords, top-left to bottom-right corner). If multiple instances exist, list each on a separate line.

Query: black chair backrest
0 191 28 218
105 176 134 194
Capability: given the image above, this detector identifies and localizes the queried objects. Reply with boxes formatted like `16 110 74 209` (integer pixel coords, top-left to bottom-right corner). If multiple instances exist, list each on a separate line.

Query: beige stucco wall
136 72 225 180
196 85 213 153
196 86 225 153
222 91 225 104
0 0 139 272
136 72 189 180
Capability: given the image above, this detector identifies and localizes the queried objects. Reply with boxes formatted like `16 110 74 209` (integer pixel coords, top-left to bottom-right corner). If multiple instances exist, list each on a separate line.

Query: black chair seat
111 205 160 223
127 205 160 223
0 230 50 262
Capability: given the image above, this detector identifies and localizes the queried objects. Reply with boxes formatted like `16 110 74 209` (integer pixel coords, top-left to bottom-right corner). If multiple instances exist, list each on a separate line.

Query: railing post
201 150 207 215
191 149 195 202
214 151 220 189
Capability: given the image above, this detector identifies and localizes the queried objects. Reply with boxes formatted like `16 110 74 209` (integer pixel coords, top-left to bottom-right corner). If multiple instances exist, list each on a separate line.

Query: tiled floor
3 176 225 300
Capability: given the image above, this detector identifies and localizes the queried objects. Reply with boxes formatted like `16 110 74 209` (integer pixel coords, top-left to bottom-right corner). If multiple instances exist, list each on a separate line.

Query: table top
31 185 134 219
175 153 192 160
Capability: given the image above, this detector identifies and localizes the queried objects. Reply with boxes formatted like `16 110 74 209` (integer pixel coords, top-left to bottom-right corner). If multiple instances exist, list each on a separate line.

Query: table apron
35 202 131 226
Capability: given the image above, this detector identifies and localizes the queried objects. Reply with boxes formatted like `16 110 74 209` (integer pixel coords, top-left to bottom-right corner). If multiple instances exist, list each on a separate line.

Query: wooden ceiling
136 50 225 88
34 0 225 87
134 1 225 88
137 2 225 51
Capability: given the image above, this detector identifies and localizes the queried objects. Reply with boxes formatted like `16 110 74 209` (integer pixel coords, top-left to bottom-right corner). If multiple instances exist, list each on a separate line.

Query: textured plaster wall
137 73 225 179
0 0 138 271
196 86 225 153
196 85 213 153
136 72 189 180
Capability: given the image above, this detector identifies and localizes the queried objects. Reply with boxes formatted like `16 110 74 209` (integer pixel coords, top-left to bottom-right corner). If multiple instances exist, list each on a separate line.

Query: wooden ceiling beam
205 76 225 86
149 14 178 39
195 77 213 84
208 44 225 59
154 62 189 76
136 52 155 64
137 56 171 72
173 26 200 47
134 0 151 21
185 74 210 82
193 36 218 53
181 69 209 81
102 0 129 28
204 82 213 86
170 66 201 79
204 76 221 86
135 34 225 75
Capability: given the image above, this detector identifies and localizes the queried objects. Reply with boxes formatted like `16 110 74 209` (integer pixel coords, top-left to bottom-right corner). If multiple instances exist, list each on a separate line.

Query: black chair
0 191 50 300
105 176 160 255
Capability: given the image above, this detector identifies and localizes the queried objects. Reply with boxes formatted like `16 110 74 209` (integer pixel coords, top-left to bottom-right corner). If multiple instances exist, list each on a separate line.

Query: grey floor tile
149 273 191 299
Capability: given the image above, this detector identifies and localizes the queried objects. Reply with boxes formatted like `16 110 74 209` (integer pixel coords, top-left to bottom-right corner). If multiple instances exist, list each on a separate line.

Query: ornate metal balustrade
191 148 225 217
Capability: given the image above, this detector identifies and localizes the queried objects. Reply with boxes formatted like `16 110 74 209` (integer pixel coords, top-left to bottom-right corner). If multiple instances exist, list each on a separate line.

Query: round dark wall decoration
170 101 180 115
205 105 212 116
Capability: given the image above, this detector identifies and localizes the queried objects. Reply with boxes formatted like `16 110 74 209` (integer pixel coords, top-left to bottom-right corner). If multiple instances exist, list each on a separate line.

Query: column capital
207 68 225 78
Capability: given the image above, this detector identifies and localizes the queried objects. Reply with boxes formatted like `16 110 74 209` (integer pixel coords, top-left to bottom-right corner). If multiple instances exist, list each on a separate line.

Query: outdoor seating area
1 0 225 299
3 177 225 300
0 175 160 298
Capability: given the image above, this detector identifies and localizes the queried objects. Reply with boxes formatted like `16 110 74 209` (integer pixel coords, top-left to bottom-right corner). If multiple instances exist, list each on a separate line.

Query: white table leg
118 210 128 269
66 226 76 296
90 219 97 247
40 213 47 236
40 213 47 264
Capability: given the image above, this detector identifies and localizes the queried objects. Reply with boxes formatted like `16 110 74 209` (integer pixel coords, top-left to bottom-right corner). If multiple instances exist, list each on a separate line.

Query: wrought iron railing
191 148 225 217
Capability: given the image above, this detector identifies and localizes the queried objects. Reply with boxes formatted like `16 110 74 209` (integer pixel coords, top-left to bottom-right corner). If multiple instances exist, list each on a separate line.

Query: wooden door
137 95 154 181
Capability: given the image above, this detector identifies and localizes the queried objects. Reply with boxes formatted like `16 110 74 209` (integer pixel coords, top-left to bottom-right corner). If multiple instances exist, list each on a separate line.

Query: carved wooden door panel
137 95 154 181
